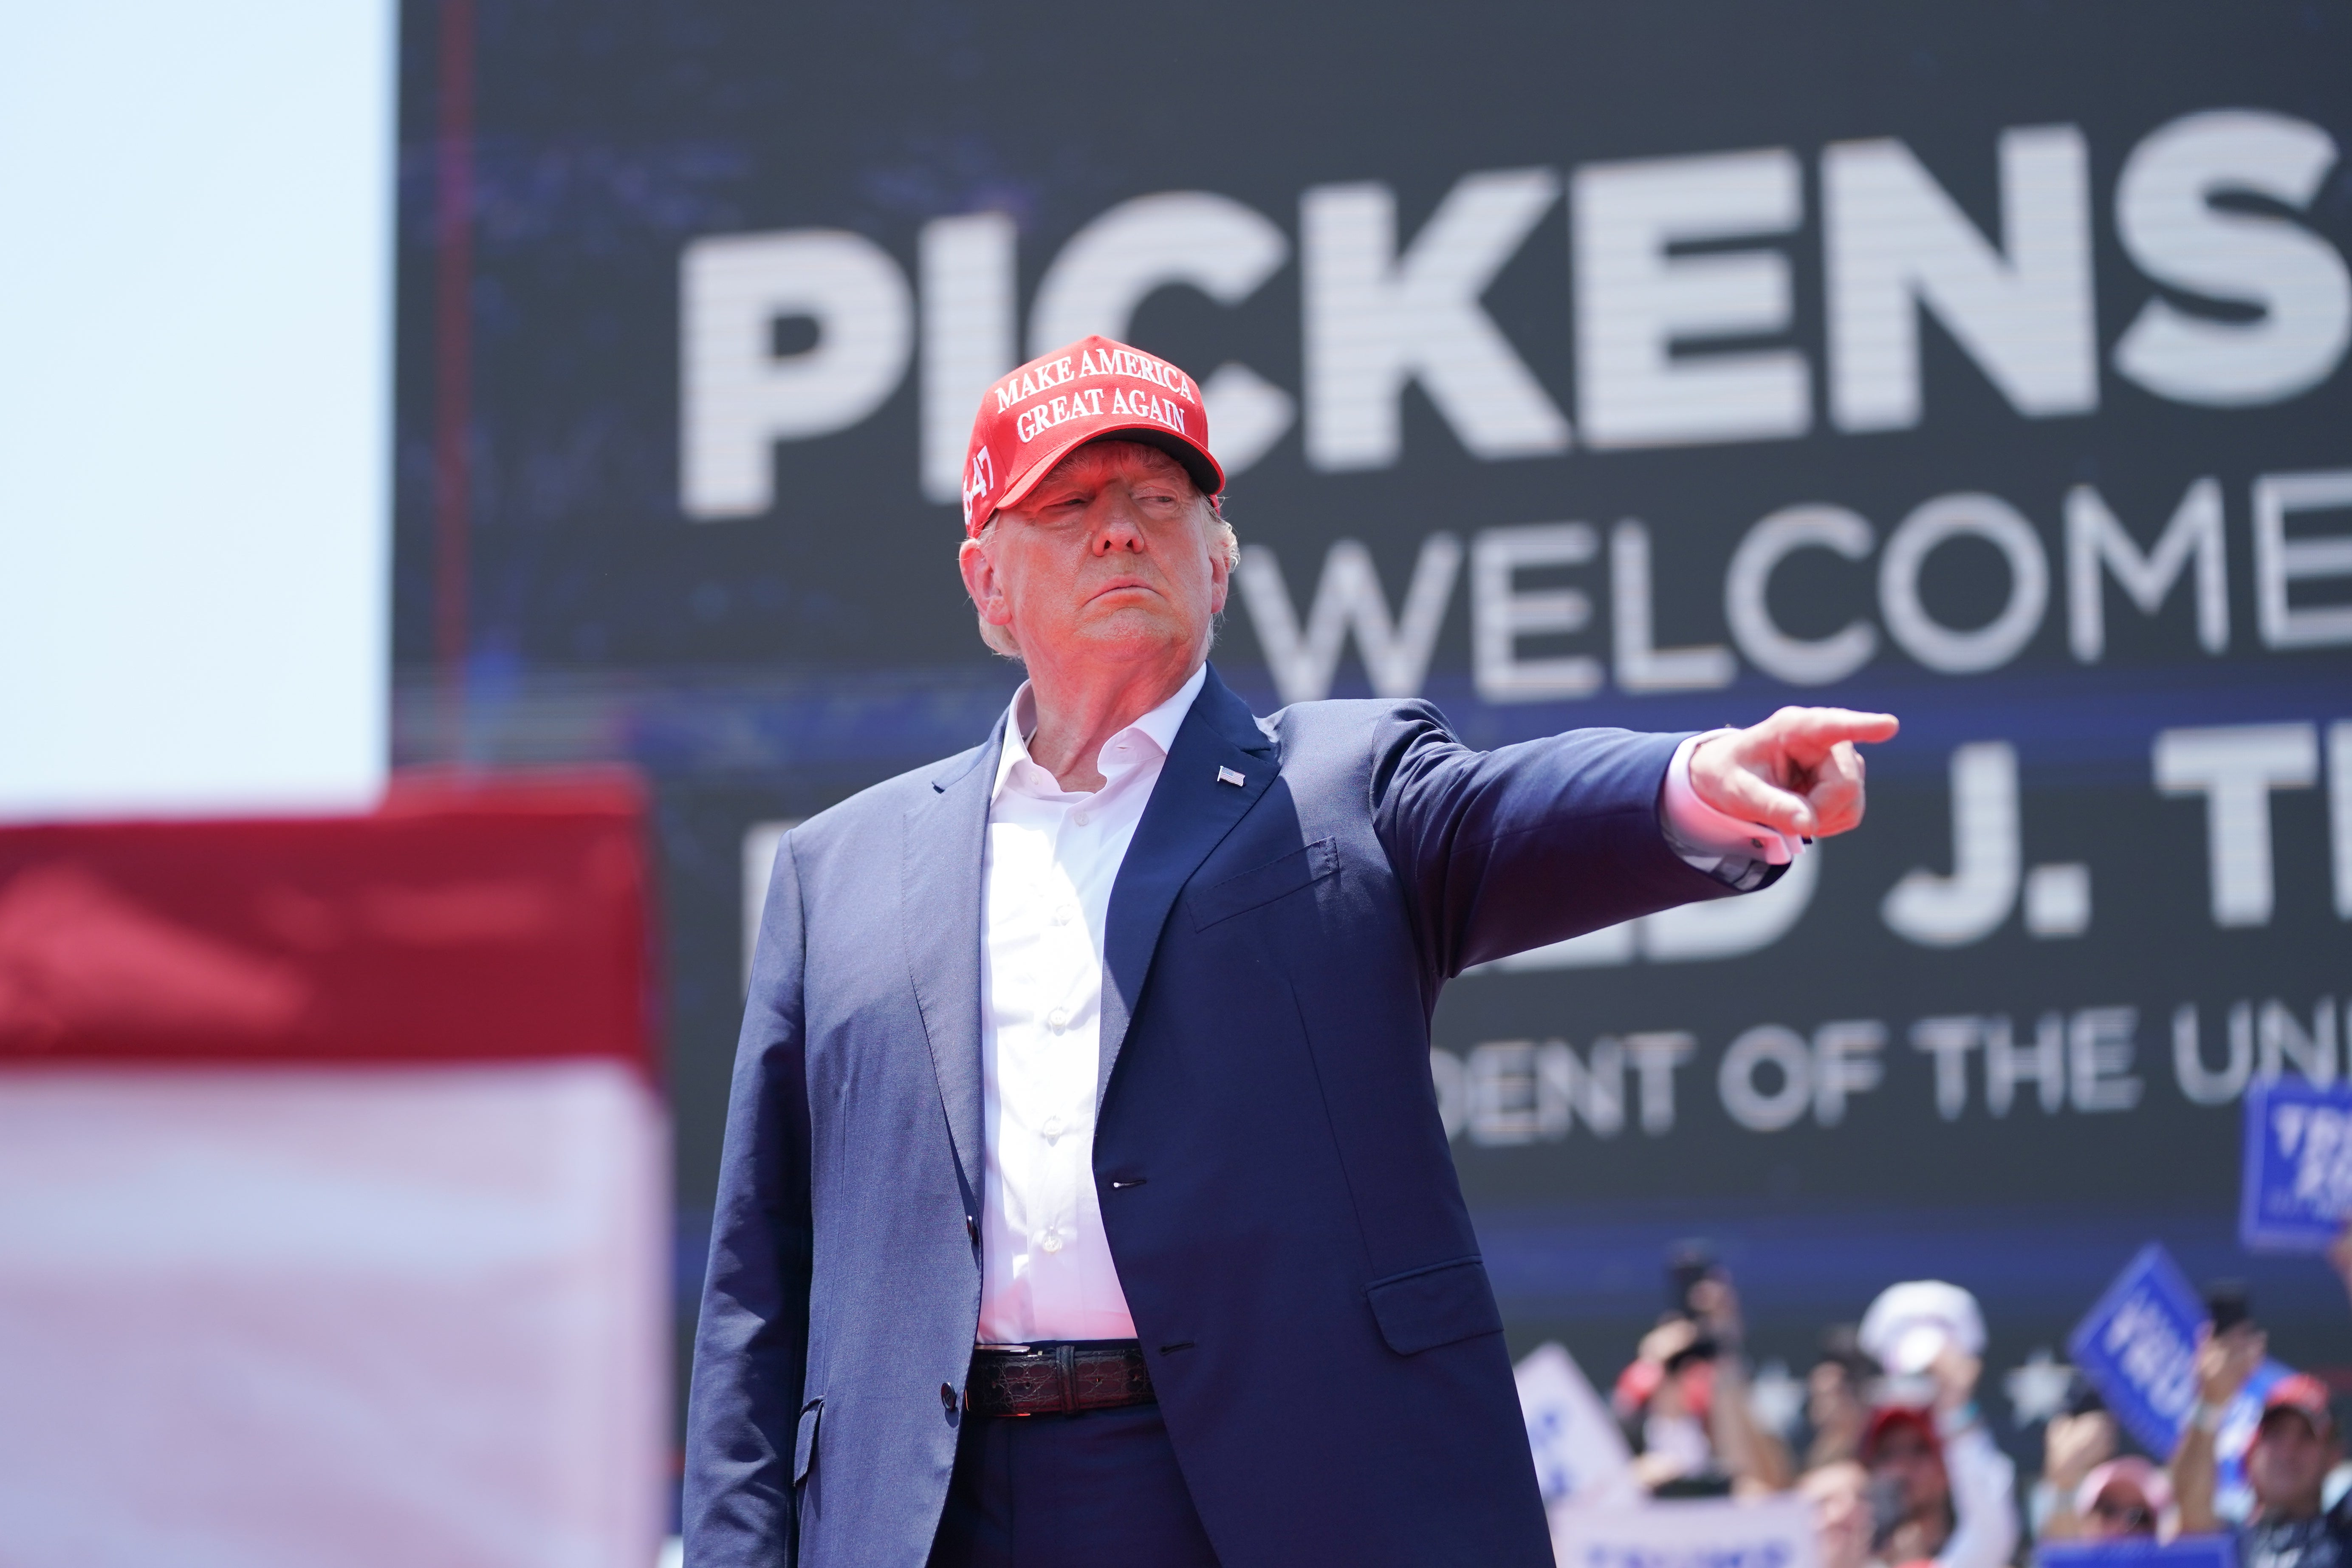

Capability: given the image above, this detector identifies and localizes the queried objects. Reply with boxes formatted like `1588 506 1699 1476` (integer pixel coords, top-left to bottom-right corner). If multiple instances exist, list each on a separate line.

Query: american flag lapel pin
1216 766 1245 787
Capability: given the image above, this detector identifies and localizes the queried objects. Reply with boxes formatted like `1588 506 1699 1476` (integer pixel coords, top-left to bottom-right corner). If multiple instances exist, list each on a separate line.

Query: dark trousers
926 1402 1221 1568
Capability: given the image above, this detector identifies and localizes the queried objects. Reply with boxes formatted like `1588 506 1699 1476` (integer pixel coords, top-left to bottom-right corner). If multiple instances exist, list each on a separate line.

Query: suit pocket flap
1364 1257 1503 1356
1189 837 1339 929
793 1398 822 1484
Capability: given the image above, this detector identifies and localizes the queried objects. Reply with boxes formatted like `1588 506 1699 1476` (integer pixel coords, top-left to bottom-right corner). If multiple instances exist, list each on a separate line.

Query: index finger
1773 707 1900 748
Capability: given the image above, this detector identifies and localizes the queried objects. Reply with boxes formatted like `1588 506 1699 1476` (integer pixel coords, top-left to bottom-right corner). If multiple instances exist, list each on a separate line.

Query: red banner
0 772 656 1072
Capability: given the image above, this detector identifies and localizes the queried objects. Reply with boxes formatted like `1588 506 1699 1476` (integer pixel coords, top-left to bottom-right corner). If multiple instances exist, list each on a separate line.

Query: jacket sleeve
1368 704 1742 982
682 831 815 1565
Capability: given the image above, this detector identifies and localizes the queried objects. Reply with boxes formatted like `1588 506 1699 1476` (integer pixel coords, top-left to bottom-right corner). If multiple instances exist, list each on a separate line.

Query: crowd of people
1596 1231 2352 1568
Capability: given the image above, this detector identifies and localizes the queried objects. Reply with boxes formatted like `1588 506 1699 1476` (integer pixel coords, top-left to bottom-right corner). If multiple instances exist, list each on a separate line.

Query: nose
1088 490 1146 554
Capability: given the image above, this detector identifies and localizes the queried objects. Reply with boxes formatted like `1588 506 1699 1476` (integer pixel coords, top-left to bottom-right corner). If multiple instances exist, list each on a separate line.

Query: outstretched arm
1371 703 1899 981
1372 715 1717 980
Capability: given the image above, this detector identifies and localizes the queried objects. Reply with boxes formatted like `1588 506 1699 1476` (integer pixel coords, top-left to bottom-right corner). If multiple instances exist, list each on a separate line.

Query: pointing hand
1689 707 1901 840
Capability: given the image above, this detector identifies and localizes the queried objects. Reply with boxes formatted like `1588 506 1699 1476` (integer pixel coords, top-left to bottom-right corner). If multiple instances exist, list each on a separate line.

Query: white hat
1858 1281 1985 1376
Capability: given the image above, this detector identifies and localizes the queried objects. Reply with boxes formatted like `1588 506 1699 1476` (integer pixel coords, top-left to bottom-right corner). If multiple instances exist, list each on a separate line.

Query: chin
1070 616 1192 658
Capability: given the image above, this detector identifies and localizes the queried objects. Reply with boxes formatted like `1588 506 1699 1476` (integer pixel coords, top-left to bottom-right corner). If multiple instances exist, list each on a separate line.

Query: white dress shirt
974 673 1801 1345
975 664 1207 1345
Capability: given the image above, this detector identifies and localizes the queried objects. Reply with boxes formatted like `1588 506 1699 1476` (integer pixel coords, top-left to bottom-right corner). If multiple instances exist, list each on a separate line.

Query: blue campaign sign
2240 1076 2352 1253
2068 1243 2208 1455
2067 1242 2290 1480
2040 1536 2238 1568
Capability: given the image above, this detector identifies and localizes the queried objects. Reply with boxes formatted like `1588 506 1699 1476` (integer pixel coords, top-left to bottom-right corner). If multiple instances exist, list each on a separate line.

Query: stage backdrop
393 0 2352 1441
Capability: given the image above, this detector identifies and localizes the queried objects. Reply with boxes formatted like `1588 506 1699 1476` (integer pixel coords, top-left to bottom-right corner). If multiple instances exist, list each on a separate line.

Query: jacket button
940 1382 957 1411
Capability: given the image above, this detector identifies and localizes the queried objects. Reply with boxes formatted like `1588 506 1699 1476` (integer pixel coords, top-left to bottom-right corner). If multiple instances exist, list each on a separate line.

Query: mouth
1083 577 1160 605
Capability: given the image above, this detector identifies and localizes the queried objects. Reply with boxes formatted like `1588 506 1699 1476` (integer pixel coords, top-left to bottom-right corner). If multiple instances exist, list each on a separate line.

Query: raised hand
2194 1321 2266 1409
2042 1409 2115 1492
1686 1273 1746 1353
1689 706 1900 840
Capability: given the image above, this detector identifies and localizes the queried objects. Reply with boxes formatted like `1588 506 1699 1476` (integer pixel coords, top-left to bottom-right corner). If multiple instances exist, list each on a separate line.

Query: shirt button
1041 1116 1064 1141
1047 1007 1070 1031
1072 810 1091 827
1039 1232 1064 1254
1053 904 1075 925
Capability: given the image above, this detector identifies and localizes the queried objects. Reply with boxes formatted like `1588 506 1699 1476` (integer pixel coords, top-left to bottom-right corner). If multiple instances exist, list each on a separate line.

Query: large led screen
392 1 2352 1438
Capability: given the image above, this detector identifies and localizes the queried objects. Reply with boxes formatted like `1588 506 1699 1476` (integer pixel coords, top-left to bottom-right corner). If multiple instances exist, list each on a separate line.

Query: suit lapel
901 716 1004 1205
1098 664 1277 1110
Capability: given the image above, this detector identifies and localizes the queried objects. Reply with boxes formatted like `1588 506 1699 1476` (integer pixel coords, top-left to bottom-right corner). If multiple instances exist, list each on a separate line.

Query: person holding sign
2176 1320 2350 1568
683 333 1900 1568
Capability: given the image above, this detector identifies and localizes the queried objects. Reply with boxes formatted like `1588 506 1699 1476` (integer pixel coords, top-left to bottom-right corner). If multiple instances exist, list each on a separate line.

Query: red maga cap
2255 1373 2337 1444
960 334 1224 537
1861 1404 1943 1466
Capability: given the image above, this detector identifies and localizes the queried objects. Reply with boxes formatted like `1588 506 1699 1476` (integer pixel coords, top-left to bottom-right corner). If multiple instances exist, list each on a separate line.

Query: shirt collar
993 662 1209 802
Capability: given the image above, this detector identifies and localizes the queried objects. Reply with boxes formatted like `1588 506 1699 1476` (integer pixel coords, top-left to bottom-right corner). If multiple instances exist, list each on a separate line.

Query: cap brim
2256 1404 2330 1441
991 422 1225 522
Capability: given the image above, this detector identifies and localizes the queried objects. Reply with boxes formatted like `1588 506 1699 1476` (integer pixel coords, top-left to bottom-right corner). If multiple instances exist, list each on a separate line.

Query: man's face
1871 1427 1949 1517
960 441 1227 672
2246 1410 2335 1516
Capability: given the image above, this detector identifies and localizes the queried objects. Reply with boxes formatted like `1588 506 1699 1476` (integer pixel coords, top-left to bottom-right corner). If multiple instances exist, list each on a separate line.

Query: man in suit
685 333 1897 1568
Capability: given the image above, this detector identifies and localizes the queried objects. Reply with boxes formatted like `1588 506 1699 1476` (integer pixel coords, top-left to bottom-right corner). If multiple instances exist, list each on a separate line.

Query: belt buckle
972 1340 1145 1418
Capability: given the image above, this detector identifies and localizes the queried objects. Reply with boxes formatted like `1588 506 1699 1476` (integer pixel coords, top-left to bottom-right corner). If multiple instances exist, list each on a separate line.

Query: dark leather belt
967 1340 1155 1418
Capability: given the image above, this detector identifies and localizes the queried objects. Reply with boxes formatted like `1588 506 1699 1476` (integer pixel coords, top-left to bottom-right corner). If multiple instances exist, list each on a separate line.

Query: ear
959 536 1014 629
1203 513 1232 616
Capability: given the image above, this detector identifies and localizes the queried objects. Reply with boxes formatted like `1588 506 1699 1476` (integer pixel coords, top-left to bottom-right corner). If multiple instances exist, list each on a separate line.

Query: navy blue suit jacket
685 665 1740 1567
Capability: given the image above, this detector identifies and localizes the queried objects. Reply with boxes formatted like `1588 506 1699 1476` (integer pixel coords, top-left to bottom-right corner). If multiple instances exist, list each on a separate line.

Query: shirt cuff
1660 731 1809 888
